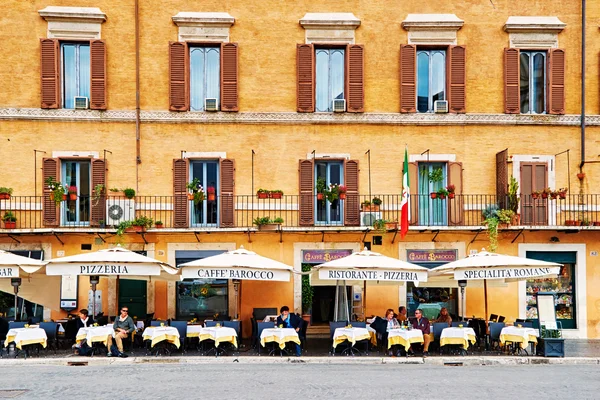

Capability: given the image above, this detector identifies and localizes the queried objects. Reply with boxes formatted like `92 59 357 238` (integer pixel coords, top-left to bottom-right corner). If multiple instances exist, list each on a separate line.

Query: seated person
383 308 402 356
434 307 452 326
397 306 408 323
107 306 135 355
410 308 432 357
276 306 302 357
75 308 94 330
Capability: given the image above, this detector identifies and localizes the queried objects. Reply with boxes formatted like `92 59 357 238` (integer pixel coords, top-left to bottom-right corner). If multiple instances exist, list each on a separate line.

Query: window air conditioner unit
74 96 89 110
333 99 346 113
204 98 219 112
106 198 136 226
434 100 449 113
360 211 382 228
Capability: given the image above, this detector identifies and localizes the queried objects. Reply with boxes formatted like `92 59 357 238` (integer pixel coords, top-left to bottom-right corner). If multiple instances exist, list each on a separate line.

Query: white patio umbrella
313 248 429 321
430 251 562 322
0 250 46 319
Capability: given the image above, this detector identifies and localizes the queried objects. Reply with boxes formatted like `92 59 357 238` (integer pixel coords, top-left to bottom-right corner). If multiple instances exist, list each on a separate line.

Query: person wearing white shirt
75 309 94 330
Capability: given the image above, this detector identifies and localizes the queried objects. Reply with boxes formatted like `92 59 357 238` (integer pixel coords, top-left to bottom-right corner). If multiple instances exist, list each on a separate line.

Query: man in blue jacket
276 306 302 356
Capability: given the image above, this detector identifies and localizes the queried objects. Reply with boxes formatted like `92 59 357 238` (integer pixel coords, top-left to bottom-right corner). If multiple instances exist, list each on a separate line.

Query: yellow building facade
1 1 600 338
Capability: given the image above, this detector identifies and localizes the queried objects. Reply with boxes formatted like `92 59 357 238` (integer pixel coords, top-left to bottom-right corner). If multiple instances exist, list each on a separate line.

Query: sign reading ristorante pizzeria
181 268 290 282
318 269 427 282
407 249 458 263
0 267 18 277
454 267 560 280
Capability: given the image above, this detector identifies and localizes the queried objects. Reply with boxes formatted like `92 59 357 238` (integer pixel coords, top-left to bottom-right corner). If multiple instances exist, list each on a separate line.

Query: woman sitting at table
434 307 452 327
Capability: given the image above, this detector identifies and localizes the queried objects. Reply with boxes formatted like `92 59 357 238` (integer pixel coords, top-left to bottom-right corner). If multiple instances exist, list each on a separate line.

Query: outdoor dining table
5 327 47 351
260 327 300 355
386 328 424 351
500 326 539 350
76 326 115 347
440 326 477 350
332 327 370 356
142 326 181 349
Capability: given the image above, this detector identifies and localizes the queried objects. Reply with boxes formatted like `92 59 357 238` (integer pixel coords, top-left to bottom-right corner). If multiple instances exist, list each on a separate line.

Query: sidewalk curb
0 356 597 367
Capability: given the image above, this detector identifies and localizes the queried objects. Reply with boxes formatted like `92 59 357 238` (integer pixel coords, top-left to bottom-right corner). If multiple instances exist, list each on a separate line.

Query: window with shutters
190 47 220 111
190 160 219 226
315 162 343 225
61 43 90 109
520 51 546 114
315 49 345 112
417 50 446 113
62 160 91 226
417 163 448 226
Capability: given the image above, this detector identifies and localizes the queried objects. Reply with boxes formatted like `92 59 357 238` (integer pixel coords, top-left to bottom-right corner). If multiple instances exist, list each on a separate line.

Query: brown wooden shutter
221 42 239 112
90 40 107 110
400 44 417 113
90 159 106 226
504 48 520 114
220 159 235 227
169 42 189 111
344 160 360 226
448 45 466 113
496 149 508 210
297 44 315 112
298 159 314 226
42 158 60 227
40 39 59 109
548 48 565 115
408 162 419 225
448 162 463 226
520 162 548 225
173 158 189 228
346 45 364 113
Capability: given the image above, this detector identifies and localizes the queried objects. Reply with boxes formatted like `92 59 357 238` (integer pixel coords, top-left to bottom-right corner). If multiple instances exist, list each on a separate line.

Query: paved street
0 363 598 399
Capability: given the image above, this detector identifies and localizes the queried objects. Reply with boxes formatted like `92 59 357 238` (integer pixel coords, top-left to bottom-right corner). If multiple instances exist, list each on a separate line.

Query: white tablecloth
142 327 180 348
5 328 48 350
260 328 300 349
332 327 370 348
387 328 424 350
500 326 539 349
440 327 477 350
76 326 115 347
196 326 238 348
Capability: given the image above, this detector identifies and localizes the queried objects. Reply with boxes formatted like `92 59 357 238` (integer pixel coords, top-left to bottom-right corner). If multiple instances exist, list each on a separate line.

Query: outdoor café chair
297 317 308 354
250 318 257 349
8 321 26 330
39 322 59 354
489 322 505 352
151 320 167 327
257 321 275 356
498 316 506 323
432 322 449 354
329 321 348 356
169 321 188 353
489 314 499 323
205 321 219 327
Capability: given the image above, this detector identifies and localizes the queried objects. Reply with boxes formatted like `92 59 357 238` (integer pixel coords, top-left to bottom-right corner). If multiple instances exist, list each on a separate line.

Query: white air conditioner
333 99 346 113
360 211 381 227
106 199 135 226
74 96 89 110
434 100 449 113
204 98 219 112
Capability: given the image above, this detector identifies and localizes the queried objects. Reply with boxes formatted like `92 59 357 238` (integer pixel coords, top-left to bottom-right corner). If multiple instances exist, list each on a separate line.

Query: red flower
207 186 215 194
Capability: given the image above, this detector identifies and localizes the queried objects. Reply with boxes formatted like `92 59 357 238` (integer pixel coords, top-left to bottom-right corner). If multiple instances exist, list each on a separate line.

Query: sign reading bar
318 269 427 282
0 267 18 278
182 268 290 282
454 267 561 280
407 249 458 264
303 250 353 264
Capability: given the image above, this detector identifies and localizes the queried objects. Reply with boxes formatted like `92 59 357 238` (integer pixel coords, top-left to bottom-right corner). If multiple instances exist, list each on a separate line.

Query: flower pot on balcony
438 194 446 200
541 193 548 199
339 193 346 200
258 223 281 231
511 214 521 225
565 220 575 226
126 226 144 233
0 193 10 200
594 222 600 226
577 173 585 180
270 192 282 199
531 193 539 200
257 192 269 199
558 192 567 199
207 193 216 201
499 223 509 229
317 193 324 200
187 193 195 200
430 193 437 199
69 193 77 201
385 222 398 230
448 193 455 199
3 221 16 229
361 205 380 212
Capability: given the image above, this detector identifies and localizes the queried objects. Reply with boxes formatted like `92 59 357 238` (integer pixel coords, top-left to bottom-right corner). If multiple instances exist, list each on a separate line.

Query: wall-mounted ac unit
360 211 381 227
106 199 135 226
204 98 219 112
333 99 346 113
434 100 449 113
74 96 89 110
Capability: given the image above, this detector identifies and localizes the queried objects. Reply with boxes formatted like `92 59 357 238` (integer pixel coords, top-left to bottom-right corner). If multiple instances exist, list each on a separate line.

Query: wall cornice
0 108 595 126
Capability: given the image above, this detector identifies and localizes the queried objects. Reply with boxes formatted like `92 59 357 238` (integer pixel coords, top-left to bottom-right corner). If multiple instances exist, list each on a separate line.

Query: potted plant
2 211 16 229
385 219 399 230
128 215 153 232
482 204 501 252
436 187 449 200
99 219 106 229
430 191 437 200
536 326 564 357
109 187 124 197
270 190 283 200
338 185 347 200
557 188 568 200
541 187 551 199
372 197 382 210
496 209 515 229
45 177 66 205
316 177 326 200
186 178 205 204
428 167 444 184
0 187 13 200
155 220 164 229
361 200 371 211
373 218 387 232
205 186 215 201
446 184 455 199
531 190 541 200
257 188 269 199
92 184 105 206
301 264 314 325
123 188 136 199
324 183 340 203
577 172 585 181
508 176 520 225
253 216 283 231
67 186 77 201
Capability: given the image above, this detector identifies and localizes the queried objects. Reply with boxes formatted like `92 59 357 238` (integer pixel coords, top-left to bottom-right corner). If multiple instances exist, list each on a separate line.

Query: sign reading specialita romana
454 267 560 280
318 269 427 282
182 268 290 282
0 267 18 277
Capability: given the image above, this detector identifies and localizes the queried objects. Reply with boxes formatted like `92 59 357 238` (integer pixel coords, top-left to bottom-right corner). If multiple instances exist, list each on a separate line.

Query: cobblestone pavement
0 363 598 399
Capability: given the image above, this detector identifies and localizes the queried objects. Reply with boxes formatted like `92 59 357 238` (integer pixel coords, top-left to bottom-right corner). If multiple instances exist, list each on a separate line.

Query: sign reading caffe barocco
0 267 18 278
454 267 560 280
182 268 290 282
318 269 427 282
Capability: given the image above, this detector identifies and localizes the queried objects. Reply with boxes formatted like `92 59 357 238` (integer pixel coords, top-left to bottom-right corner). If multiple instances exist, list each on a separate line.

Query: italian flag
400 147 409 239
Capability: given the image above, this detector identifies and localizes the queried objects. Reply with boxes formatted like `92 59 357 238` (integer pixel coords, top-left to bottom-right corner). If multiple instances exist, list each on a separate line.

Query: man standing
108 306 135 355
276 306 302 356
410 308 431 357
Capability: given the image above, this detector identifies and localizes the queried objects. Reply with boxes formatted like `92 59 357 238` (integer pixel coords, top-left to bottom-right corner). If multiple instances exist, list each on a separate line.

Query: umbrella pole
363 280 367 321
14 293 18 321
334 281 339 322
484 279 489 333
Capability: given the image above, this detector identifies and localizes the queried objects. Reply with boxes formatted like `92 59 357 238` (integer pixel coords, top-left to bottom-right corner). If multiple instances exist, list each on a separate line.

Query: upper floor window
315 48 345 112
190 160 219 226
520 51 546 114
417 50 446 113
62 43 90 109
190 47 220 112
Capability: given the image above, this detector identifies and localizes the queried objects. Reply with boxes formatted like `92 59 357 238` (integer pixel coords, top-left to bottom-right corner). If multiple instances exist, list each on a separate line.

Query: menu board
537 292 557 330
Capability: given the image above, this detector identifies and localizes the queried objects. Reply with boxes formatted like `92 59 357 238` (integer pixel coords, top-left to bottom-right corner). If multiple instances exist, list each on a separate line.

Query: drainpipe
580 0 586 169
135 0 141 192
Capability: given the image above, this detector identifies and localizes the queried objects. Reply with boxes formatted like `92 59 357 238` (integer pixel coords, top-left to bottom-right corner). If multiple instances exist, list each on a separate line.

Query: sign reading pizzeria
302 250 353 264
407 249 458 264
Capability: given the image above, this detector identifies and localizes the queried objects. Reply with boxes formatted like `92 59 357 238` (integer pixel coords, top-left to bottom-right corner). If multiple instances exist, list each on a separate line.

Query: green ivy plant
301 264 314 314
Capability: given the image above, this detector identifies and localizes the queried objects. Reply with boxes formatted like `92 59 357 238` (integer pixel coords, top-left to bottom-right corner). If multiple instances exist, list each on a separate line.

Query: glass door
418 163 447 226
62 161 90 226
315 162 343 225
190 161 218 226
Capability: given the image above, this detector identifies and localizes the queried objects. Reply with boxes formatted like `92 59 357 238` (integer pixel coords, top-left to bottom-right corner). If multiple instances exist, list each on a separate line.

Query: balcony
1 194 599 231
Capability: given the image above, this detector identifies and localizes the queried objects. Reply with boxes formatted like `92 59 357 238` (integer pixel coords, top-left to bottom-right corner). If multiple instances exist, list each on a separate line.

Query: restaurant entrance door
311 285 352 323
118 279 147 320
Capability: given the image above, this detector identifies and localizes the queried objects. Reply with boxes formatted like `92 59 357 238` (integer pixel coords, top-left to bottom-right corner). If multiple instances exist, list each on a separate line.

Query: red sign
302 250 353 264
407 249 457 264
